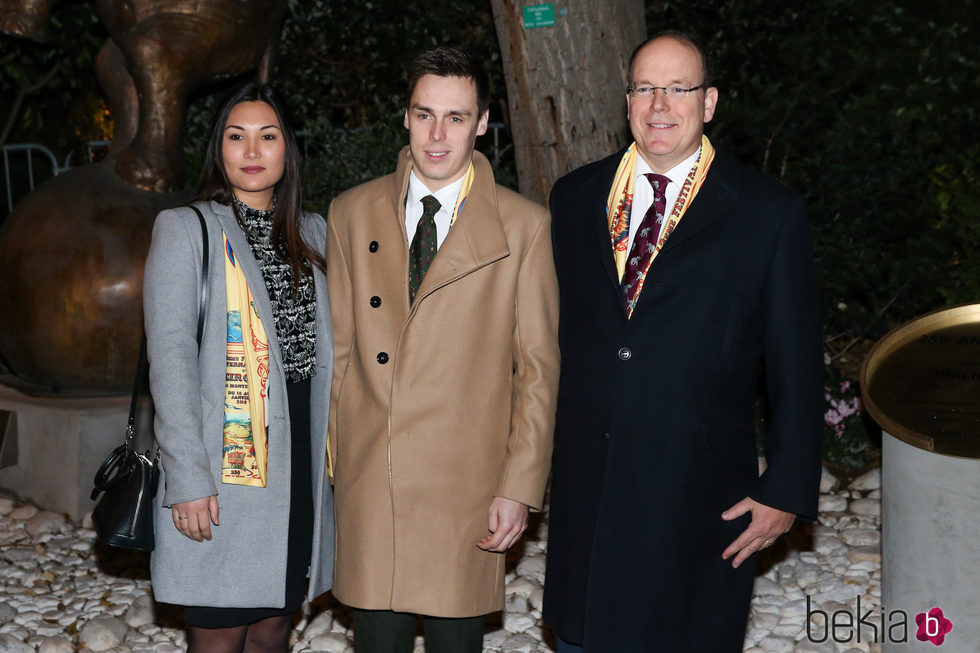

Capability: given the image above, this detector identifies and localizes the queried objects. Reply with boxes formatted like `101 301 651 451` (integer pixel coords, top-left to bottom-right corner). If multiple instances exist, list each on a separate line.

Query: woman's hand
172 495 220 541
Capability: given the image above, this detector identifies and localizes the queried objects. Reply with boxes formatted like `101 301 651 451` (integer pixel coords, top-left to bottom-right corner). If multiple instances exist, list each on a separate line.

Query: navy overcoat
543 146 823 652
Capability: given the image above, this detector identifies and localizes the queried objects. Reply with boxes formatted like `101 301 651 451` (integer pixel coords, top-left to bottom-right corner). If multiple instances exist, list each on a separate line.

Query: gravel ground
0 465 881 652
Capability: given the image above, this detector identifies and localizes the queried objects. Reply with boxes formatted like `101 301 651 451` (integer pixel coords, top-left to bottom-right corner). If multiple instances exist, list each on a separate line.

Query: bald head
629 31 710 89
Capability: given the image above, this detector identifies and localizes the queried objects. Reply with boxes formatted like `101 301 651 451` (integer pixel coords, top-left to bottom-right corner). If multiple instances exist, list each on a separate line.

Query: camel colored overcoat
326 148 559 617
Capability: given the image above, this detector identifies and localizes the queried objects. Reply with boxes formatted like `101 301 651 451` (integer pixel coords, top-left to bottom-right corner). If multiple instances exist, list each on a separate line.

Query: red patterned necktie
409 194 441 303
622 173 670 312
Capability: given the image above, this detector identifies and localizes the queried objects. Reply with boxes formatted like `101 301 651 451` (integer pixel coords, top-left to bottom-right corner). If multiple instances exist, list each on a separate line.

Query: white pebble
123 594 154 628
819 467 838 493
515 556 545 580
505 576 539 596
501 633 538 652
503 611 536 634
78 616 129 651
309 632 349 652
753 576 783 595
528 588 544 612
36 637 75 653
848 498 880 517
839 529 880 548
758 635 795 652
25 512 67 539
0 633 34 653
849 468 881 491
9 505 39 520
818 494 848 512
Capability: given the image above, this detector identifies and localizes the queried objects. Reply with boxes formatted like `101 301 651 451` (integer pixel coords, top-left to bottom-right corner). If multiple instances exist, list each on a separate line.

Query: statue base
0 382 154 520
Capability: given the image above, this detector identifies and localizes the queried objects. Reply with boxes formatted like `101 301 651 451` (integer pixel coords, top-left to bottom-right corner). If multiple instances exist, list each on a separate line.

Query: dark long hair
197 82 326 279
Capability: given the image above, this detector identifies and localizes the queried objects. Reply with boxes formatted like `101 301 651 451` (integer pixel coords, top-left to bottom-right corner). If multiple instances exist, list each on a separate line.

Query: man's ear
403 109 410 130
477 109 489 136
703 87 719 124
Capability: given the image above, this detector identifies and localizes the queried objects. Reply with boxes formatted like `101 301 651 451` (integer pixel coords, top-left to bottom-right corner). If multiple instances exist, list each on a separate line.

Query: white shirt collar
407 171 466 216
635 146 702 188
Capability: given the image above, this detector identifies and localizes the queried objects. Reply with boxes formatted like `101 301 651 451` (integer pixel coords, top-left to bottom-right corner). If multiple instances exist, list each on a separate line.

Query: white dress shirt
405 172 466 249
627 147 702 253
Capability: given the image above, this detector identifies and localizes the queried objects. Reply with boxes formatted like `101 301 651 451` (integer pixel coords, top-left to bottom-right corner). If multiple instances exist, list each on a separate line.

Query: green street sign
523 3 555 29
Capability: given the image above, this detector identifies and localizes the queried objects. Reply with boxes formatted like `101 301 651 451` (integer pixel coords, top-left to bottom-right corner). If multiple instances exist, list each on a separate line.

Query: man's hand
720 497 795 568
171 495 220 542
477 496 529 552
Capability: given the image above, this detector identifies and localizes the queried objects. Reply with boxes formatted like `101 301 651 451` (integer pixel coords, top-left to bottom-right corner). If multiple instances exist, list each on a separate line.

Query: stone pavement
0 465 881 652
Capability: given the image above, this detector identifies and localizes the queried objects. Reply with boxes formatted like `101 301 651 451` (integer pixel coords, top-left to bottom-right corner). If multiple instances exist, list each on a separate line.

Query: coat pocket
701 420 759 470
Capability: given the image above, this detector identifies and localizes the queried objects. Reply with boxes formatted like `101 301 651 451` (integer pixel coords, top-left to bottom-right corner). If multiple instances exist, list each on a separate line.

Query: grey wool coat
143 200 334 608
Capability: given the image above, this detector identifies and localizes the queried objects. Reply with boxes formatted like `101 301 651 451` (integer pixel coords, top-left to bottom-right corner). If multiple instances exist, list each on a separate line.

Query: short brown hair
407 47 490 114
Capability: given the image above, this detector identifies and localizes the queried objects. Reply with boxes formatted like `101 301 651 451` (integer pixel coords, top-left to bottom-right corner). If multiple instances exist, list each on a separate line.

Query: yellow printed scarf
221 233 271 487
449 162 476 228
607 135 715 317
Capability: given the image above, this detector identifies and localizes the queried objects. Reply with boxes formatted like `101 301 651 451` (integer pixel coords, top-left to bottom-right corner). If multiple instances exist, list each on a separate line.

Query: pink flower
915 607 953 646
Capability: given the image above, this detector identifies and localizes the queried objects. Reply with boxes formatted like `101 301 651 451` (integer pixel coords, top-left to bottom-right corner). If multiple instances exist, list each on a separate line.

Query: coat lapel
581 154 624 296
209 201 285 377
657 153 738 257
396 149 510 309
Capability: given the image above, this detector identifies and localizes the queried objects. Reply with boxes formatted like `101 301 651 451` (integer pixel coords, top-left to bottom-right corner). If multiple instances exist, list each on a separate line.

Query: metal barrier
2 143 72 213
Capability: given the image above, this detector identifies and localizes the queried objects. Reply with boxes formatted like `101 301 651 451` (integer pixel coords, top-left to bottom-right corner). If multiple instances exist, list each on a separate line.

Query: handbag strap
189 205 209 346
127 204 210 449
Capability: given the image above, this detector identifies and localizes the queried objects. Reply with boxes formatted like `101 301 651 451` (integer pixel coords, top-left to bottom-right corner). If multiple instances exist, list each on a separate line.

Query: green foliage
932 147 980 304
0 1 109 150
180 0 511 205
299 113 405 216
274 0 502 127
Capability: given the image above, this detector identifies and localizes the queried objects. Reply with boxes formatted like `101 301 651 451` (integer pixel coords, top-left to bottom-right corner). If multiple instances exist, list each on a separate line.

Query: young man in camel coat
326 47 559 653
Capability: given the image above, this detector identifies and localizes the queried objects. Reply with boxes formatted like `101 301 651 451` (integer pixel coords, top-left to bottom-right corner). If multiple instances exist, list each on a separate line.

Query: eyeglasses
627 84 704 99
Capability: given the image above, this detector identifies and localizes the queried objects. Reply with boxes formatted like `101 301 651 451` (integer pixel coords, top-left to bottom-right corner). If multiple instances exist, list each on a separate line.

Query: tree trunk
490 0 645 205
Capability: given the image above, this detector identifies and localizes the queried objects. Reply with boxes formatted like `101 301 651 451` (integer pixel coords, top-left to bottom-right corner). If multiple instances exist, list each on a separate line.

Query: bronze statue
0 0 287 393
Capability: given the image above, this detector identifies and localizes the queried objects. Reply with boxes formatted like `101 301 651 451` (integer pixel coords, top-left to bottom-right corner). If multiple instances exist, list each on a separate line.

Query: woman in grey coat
143 83 333 652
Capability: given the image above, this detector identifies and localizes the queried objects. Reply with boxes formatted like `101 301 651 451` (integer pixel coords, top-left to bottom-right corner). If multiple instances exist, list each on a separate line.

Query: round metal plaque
861 304 980 458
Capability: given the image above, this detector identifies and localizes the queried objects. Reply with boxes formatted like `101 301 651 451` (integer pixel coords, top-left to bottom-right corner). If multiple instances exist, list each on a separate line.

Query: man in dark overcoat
542 32 824 652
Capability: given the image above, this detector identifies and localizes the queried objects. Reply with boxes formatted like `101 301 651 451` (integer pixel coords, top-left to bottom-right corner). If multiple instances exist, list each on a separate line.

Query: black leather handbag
90 205 209 551
90 342 160 551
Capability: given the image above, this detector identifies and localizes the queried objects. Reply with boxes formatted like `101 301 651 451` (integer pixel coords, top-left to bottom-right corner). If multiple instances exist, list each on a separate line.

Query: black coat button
377 352 389 364
370 296 382 308
369 241 379 252
617 347 632 360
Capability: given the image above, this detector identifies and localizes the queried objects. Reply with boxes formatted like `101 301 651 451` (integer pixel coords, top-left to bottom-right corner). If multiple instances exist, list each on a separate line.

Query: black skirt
184 376 314 628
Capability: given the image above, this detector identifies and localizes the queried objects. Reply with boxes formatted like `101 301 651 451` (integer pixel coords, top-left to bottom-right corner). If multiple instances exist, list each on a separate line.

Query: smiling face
221 101 286 209
627 37 718 173
403 74 489 192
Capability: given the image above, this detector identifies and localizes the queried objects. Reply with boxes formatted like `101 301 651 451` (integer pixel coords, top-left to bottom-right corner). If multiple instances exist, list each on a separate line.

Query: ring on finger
178 515 188 520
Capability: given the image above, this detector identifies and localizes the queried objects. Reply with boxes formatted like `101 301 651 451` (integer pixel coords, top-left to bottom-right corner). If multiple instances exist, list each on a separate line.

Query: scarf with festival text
221 233 271 487
606 134 715 317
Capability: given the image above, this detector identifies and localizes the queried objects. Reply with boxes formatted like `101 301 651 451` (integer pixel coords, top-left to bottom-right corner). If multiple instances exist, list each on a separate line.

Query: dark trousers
352 609 484 653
